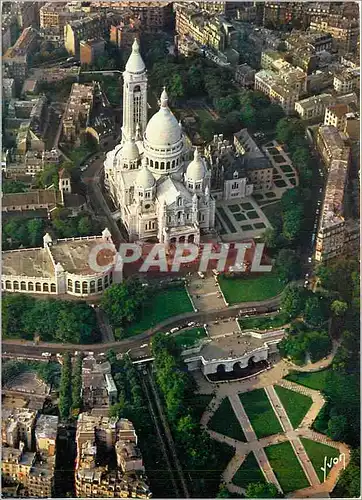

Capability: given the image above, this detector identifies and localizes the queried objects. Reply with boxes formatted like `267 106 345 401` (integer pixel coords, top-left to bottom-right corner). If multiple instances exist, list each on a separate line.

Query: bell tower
122 39 148 143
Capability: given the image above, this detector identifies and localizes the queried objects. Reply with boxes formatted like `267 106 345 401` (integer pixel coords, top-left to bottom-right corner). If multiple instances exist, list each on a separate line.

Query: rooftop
2 190 61 209
200 333 265 362
326 103 349 118
35 415 59 441
320 159 348 229
2 248 55 279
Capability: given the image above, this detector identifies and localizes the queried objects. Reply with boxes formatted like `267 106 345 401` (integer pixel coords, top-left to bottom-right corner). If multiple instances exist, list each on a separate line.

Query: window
75 281 81 292
21 281 26 291
232 182 239 189
5 280 11 289
51 283 56 293
90 281 96 293
68 280 73 291
35 282 41 291
97 278 103 291
82 282 88 293
28 282 34 291
145 203 150 209
161 162 165 170
109 273 113 284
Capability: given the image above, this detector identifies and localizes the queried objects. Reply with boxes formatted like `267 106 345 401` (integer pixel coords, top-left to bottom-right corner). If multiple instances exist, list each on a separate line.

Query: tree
169 73 184 101
307 330 332 362
214 95 237 116
282 206 303 241
246 482 281 498
280 283 306 317
275 249 302 283
77 216 92 236
276 117 304 145
327 415 348 441
101 278 147 327
330 300 348 317
304 296 327 327
27 219 44 247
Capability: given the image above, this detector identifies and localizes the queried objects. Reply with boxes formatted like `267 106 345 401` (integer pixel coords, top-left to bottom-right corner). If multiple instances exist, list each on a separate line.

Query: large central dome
145 88 182 147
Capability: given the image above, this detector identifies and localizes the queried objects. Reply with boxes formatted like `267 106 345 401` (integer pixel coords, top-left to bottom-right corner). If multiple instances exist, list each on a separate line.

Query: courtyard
215 196 271 242
193 358 349 497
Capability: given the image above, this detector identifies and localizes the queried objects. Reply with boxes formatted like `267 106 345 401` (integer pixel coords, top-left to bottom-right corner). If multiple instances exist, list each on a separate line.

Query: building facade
104 39 216 245
2 228 119 297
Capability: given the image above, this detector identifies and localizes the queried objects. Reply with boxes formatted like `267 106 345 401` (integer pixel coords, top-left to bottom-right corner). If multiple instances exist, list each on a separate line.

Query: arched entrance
179 235 185 243
248 356 256 368
216 364 226 374
188 234 195 243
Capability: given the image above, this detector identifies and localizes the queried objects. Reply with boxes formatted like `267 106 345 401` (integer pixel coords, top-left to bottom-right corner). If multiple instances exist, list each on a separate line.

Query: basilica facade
104 39 216 244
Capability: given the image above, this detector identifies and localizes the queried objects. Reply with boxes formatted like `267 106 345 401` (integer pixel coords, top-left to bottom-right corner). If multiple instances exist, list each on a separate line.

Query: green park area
123 285 193 337
239 389 282 438
174 327 207 349
232 452 266 488
265 441 309 493
218 274 283 304
300 438 341 483
238 311 290 331
274 385 313 429
284 369 330 391
208 397 247 442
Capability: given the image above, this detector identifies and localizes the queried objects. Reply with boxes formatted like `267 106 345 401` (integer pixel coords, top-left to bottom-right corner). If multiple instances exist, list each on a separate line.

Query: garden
123 284 193 337
232 452 265 488
265 441 309 493
218 273 284 304
284 369 330 391
274 385 313 429
239 388 282 438
300 438 340 482
238 311 290 331
208 397 247 442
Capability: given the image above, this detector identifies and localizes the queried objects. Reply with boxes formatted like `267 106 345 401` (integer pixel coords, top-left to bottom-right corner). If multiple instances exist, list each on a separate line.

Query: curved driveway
2 296 281 356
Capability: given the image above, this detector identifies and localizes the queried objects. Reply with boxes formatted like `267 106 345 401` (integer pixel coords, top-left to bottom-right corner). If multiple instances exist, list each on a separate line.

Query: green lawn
239 388 282 438
208 397 247 442
265 441 310 493
232 452 266 488
284 369 330 391
186 393 214 422
274 385 313 429
238 312 290 331
218 273 283 304
124 286 193 336
194 106 214 122
174 327 207 349
300 438 341 483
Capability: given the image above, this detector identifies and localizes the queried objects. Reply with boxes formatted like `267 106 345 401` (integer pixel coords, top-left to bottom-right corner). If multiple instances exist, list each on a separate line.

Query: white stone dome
125 39 145 74
186 148 206 181
121 139 139 161
135 163 155 189
145 88 182 147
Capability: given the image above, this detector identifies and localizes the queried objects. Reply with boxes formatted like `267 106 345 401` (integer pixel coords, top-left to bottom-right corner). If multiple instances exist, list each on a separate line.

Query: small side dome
135 163 155 189
121 139 140 161
186 148 206 182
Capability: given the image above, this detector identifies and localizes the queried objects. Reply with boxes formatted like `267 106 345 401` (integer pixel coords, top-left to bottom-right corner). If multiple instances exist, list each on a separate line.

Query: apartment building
80 39 105 65
64 12 118 56
310 17 359 54
110 17 142 50
81 356 118 409
232 130 273 193
5 96 49 156
254 70 299 115
315 157 348 262
285 30 333 54
234 64 256 88
2 409 38 450
75 413 151 498
324 103 360 141
3 27 39 83
316 125 350 167
2 412 58 498
295 93 333 120
2 12 18 54
92 1 173 32
3 78 16 100
333 67 360 93
62 83 94 142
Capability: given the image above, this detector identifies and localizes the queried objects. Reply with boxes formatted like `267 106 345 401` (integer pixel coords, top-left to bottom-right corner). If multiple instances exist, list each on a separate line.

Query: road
96 307 115 343
2 295 280 358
